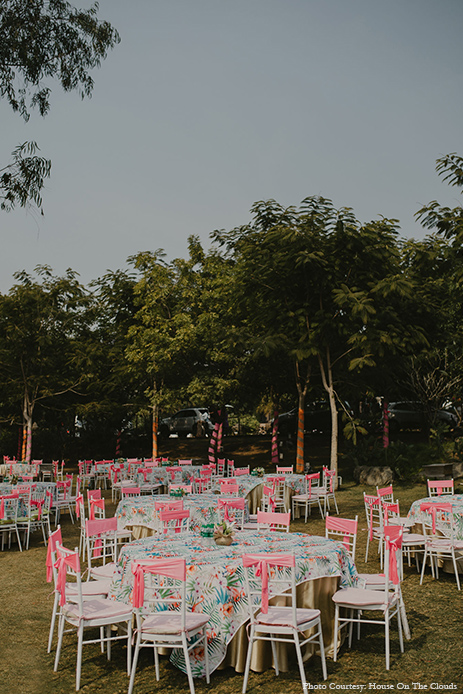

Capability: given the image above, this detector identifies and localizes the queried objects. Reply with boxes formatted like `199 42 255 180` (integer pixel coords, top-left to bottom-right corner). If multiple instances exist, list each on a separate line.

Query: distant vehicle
386 401 458 433
276 400 352 436
159 408 214 438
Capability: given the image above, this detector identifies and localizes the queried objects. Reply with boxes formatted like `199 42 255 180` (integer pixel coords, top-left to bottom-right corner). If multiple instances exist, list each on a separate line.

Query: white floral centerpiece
251 467 265 477
213 519 236 546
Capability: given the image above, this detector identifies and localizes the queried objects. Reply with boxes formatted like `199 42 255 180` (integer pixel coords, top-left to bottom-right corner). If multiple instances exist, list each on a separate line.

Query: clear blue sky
1 0 462 293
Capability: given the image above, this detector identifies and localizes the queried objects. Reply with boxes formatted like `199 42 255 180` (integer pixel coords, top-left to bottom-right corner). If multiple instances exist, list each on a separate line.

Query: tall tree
0 266 90 460
0 0 120 213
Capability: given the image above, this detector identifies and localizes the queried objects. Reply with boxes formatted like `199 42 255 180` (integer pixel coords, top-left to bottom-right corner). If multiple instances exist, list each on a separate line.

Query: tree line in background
1 154 462 474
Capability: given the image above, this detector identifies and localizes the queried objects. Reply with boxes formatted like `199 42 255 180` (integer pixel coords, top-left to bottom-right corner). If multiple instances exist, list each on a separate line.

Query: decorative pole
383 400 389 449
271 410 279 465
115 429 121 458
208 422 219 465
152 407 158 460
296 407 304 473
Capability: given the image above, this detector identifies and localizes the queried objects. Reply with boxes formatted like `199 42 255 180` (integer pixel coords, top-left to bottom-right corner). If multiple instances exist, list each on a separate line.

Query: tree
0 0 120 212
0 266 91 460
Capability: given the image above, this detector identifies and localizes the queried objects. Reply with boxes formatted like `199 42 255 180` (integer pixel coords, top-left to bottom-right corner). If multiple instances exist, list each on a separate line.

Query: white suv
159 408 213 438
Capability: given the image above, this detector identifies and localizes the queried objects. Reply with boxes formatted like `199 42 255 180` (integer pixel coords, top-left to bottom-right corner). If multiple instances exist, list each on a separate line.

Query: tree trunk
22 392 34 463
295 361 310 474
318 348 338 480
152 404 158 460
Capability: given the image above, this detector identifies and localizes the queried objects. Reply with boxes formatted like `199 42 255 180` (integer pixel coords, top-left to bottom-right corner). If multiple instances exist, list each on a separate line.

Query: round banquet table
109 529 358 678
115 493 250 537
407 494 463 540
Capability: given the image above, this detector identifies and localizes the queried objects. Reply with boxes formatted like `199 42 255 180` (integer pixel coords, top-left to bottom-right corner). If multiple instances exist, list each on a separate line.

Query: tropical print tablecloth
115 493 249 533
108 529 358 677
0 463 38 477
134 465 202 488
407 494 463 540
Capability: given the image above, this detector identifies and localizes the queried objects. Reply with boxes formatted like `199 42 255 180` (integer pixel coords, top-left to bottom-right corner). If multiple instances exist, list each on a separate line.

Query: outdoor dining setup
1 451 462 692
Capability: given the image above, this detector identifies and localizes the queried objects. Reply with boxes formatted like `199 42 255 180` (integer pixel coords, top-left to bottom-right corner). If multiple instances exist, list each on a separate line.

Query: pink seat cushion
142 611 210 635
358 573 385 587
63 598 132 622
332 587 395 608
90 563 116 579
256 606 320 627
66 579 111 597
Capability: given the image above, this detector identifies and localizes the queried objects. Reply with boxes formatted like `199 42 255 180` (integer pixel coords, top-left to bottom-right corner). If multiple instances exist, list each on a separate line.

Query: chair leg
242 626 255 693
202 626 210 684
182 632 196 694
127 636 141 694
47 593 59 653
76 623 84 690
333 606 339 662
294 635 306 687
384 612 390 671
54 615 65 672
318 620 328 680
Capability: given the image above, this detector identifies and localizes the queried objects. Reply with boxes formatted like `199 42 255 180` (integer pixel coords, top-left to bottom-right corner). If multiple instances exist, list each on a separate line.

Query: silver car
159 408 214 438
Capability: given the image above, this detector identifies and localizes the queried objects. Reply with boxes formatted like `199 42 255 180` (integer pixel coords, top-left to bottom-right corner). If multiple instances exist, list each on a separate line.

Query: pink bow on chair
31 498 44 520
384 532 403 585
243 553 295 613
89 497 105 520
420 501 452 534
217 498 231 522
131 559 186 608
75 494 84 518
54 551 81 606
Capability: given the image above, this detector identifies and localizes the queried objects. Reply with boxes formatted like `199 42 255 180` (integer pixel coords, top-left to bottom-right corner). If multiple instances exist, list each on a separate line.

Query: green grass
1 446 462 694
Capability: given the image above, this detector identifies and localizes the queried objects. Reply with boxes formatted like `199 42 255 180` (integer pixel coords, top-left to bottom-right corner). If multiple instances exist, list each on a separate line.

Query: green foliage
0 0 119 213
0 141 51 213
342 435 452 482
0 0 120 120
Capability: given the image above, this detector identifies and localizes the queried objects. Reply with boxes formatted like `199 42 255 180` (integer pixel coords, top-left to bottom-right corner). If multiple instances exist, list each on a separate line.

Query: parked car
159 408 214 438
276 400 352 436
386 401 458 433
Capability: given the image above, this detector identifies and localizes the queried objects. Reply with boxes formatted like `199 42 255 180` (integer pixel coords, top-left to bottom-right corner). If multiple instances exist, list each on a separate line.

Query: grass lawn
0 436 462 694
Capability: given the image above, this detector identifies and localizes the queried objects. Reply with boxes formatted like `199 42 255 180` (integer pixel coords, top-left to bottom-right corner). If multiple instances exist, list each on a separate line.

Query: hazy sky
1 0 462 293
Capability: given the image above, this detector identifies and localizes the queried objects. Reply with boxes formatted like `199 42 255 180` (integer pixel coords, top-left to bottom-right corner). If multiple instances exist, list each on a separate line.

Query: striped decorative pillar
383 401 389 448
217 421 223 454
208 422 219 465
296 407 304 473
271 411 279 465
115 429 121 457
152 412 158 460
21 425 27 461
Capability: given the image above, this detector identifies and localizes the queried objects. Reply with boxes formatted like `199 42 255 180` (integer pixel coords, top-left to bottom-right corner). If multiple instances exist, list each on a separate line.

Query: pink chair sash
326 516 357 549
420 502 453 534
75 494 84 518
384 528 403 585
54 550 80 606
86 517 116 557
242 553 295 613
263 485 276 511
31 498 44 520
46 527 63 582
306 472 320 497
131 558 186 608
155 499 183 511
89 497 105 520
159 509 189 534
217 497 230 521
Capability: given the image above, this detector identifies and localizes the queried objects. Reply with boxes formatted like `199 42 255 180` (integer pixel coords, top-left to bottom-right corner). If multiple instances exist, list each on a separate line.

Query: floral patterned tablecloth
115 493 249 533
0 463 38 477
407 494 463 540
108 529 358 677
